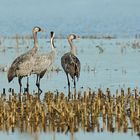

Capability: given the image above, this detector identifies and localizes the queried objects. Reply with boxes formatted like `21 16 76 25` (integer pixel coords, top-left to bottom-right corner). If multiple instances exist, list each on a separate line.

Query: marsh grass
0 88 140 134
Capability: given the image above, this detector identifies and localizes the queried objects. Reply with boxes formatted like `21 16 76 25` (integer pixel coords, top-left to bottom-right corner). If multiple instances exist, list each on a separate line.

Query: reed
0 87 140 134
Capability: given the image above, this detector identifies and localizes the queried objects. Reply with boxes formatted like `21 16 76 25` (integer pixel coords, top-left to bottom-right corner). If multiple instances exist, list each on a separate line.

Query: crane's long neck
68 39 76 55
33 31 39 51
50 36 55 51
49 36 56 63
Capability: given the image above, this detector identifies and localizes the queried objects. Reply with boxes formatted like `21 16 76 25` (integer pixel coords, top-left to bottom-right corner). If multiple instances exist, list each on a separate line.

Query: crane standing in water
61 34 80 95
7 26 44 93
32 31 56 94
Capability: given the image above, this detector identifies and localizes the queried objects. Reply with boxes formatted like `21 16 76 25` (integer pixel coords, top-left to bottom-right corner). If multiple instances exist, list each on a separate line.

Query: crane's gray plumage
7 26 43 93
32 31 56 93
61 34 80 94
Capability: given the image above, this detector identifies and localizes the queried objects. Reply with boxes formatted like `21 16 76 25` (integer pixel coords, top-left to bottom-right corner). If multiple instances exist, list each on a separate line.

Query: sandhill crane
32 31 56 94
7 26 44 93
61 34 80 94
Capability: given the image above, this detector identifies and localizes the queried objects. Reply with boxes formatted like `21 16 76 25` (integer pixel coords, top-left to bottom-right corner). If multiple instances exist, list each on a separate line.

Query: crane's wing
32 52 55 78
8 49 36 81
61 53 81 80
11 48 35 66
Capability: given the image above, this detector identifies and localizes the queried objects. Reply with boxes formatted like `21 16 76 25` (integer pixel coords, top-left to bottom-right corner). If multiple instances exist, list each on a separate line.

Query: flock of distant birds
7 26 81 94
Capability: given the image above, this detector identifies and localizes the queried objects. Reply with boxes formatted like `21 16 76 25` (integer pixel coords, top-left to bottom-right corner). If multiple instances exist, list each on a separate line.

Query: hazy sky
0 0 140 36
0 0 140 18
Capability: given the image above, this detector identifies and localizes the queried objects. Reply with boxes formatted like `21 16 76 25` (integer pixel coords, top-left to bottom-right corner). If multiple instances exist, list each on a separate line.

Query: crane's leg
26 76 29 93
36 75 42 94
38 76 42 94
73 77 76 91
36 75 39 93
66 73 70 97
18 77 22 93
73 77 76 89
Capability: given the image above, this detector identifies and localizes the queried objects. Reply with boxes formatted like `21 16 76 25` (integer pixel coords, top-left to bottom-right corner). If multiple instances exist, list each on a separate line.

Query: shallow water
0 38 140 140
0 38 140 93
0 129 138 140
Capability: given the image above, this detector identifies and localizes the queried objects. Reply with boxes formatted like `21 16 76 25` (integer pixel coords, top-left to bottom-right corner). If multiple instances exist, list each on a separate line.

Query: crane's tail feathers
8 76 13 83
7 67 15 83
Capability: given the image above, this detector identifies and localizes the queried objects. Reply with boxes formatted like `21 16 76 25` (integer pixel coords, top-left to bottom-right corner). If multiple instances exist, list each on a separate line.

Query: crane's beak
76 35 80 40
41 29 47 32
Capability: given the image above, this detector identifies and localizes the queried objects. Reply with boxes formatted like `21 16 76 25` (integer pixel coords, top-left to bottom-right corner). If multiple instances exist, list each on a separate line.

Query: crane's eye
34 27 40 32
